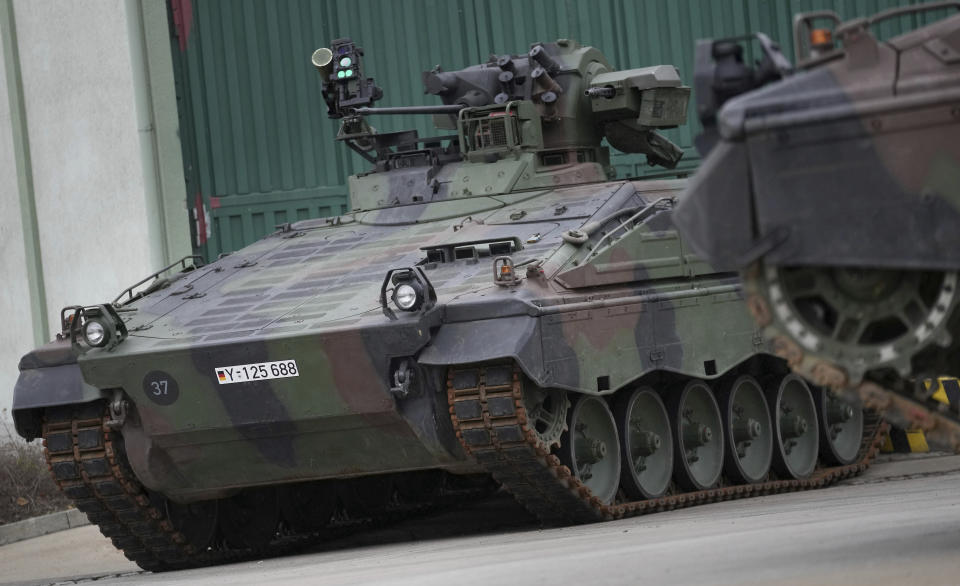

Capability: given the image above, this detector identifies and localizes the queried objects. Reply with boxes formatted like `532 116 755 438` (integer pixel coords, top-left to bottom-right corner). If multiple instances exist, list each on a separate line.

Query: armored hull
17 179 765 499
12 38 881 570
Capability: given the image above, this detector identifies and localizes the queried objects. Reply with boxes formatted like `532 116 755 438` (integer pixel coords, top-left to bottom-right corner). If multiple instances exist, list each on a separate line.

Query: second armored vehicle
674 2 960 448
12 38 878 570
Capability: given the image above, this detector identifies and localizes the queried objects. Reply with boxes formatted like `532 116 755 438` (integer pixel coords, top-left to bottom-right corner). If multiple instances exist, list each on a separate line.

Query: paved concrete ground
4 454 960 586
0 509 89 546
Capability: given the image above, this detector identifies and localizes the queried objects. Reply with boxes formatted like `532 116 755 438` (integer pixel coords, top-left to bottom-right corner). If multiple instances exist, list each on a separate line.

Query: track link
448 363 885 525
43 403 209 571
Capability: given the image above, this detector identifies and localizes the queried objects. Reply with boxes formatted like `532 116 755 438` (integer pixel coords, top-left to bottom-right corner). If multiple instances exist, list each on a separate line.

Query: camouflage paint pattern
676 11 960 271
13 39 763 502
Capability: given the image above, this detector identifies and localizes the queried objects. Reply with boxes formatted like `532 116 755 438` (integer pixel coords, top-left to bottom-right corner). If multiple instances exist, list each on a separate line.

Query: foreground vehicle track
741 268 960 454
448 363 885 524
42 403 490 571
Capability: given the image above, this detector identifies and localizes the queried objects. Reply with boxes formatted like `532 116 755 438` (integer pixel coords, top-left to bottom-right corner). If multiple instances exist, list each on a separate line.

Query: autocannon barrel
584 86 616 98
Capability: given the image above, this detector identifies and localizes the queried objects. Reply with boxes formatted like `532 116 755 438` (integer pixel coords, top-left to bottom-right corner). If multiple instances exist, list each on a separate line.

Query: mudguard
418 316 546 383
12 364 108 440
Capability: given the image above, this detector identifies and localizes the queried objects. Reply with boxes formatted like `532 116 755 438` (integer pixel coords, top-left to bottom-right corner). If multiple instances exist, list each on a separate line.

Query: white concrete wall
16 0 157 323
0 21 34 421
0 0 189 420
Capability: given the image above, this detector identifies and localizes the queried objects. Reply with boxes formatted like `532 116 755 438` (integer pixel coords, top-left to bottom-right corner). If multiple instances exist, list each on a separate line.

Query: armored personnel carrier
674 3 960 448
12 38 881 571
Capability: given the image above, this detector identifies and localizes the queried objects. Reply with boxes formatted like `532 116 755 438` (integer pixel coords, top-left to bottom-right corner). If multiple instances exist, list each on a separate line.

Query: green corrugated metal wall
168 0 941 259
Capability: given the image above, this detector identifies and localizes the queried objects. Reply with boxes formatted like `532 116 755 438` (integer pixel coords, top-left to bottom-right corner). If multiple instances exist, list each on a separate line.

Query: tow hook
106 390 129 429
390 360 416 399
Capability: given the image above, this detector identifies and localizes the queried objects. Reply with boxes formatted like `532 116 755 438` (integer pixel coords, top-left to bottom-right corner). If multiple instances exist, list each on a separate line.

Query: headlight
393 282 422 311
66 304 128 352
83 319 110 347
379 267 436 318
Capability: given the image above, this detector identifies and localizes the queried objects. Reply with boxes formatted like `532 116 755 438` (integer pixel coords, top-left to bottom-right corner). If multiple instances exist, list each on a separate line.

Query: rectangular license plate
215 360 299 385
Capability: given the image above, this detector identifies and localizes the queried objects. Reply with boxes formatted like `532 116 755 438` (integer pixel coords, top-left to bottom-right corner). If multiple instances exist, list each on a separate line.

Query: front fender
12 364 109 440
418 315 546 385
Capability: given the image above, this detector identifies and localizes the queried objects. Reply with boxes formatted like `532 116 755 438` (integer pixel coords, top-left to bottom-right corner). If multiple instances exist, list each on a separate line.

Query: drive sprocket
746 264 958 382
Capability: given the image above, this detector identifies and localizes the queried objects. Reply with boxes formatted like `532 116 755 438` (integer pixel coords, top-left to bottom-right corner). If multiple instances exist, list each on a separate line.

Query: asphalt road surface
4 453 960 586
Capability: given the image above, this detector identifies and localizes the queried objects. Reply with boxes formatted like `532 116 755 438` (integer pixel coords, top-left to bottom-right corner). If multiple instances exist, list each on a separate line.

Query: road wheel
719 375 773 484
614 388 673 499
815 388 863 465
768 374 820 479
559 396 621 504
669 380 724 491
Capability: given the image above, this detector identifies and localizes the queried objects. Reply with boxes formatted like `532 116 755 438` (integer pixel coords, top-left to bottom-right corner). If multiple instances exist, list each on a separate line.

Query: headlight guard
379 267 437 319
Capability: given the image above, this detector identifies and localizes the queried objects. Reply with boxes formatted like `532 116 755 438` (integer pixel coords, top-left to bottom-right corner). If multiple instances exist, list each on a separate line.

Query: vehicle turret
311 38 690 210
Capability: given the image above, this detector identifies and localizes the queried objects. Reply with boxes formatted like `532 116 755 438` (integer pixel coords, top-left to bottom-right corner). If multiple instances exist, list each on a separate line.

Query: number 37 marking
150 380 168 395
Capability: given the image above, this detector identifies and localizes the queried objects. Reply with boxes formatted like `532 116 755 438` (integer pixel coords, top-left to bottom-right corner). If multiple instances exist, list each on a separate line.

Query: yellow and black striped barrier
882 377 960 453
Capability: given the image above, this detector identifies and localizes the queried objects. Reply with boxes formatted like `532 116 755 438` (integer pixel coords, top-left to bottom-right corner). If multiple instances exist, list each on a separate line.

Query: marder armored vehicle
13 38 880 571
673 2 960 449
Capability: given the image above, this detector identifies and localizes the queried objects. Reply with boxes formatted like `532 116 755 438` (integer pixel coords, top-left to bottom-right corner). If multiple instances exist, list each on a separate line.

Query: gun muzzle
585 86 616 98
